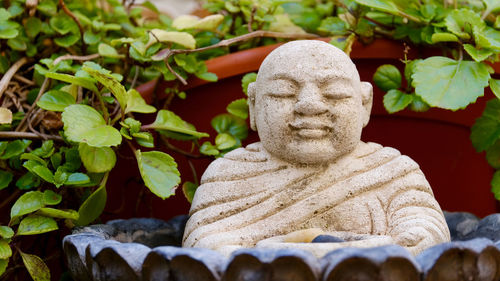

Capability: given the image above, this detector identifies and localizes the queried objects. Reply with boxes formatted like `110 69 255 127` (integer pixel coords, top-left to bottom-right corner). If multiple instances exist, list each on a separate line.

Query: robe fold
182 142 450 255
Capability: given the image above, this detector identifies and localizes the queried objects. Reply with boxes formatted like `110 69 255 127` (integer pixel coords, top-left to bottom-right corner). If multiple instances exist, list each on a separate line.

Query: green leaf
0 55 9 74
215 133 237 150
354 0 400 15
50 14 78 35
211 114 248 140
98 43 124 59
0 171 13 190
136 150 180 200
75 178 107 226
37 208 79 220
492 170 500 200
196 72 218 82
79 143 116 173
475 27 500 51
83 31 101 45
43 190 62 205
21 153 46 166
17 215 58 235
490 79 500 100
431 32 459 43
413 57 490 110
0 240 11 259
0 258 7 277
125 89 156 114
24 17 42 38
54 34 80 48
383 90 413 113
486 141 500 169
62 104 122 147
0 140 31 160
0 226 13 239
318 17 348 35
471 99 500 152
149 110 209 139
444 9 483 40
0 21 19 39
227 98 248 119
82 66 127 110
463 44 494 62
269 14 306 34
173 14 224 31
45 72 98 92
200 141 219 156
483 0 500 13
0 8 11 20
65 173 90 185
7 37 27 51
148 29 196 49
132 132 154 148
409 95 430 112
37 90 76 112
31 165 54 184
182 181 198 203
20 251 50 281
16 173 40 190
32 140 55 159
241 73 257 95
373 64 402 91
10 191 45 221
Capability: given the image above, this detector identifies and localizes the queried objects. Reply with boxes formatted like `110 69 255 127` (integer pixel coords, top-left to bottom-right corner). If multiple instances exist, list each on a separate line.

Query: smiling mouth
288 122 333 139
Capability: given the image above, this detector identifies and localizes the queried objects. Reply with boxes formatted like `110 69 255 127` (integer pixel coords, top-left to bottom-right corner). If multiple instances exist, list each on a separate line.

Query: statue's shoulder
357 141 421 169
201 142 282 183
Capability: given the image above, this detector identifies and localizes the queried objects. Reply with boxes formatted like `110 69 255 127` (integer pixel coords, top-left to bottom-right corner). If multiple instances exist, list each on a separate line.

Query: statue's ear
248 82 257 131
360 81 373 127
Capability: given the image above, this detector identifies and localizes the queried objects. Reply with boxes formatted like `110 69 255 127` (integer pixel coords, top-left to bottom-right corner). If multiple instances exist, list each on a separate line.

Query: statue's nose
294 84 328 115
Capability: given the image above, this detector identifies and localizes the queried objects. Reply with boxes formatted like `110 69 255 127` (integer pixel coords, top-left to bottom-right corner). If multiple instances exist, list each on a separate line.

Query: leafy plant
0 0 322 279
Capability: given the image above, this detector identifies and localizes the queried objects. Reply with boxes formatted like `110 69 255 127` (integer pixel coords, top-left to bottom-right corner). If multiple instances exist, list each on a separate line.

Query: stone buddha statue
182 40 450 257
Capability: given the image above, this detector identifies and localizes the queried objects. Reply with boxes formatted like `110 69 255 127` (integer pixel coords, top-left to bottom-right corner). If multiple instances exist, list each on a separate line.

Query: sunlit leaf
148 110 208 139
78 143 116 173
62 105 122 147
182 181 198 203
136 150 180 200
444 9 483 39
226 98 248 119
65 173 90 186
464 44 494 62
98 43 125 59
0 240 11 259
241 73 257 95
431 32 459 43
383 89 413 113
125 89 156 114
45 72 98 92
211 114 248 140
82 66 127 110
10 191 45 221
413 57 490 110
148 29 196 49
269 14 306 34
200 141 219 156
37 90 76 112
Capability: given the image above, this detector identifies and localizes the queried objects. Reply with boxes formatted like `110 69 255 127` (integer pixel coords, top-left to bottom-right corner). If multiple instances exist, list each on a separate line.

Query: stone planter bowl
64 212 500 281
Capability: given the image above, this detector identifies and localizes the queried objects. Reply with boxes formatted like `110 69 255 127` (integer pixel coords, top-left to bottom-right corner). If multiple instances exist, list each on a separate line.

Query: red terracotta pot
107 39 498 223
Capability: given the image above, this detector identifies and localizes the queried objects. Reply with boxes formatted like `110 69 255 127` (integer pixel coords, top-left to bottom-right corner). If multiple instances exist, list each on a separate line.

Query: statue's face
249 41 371 165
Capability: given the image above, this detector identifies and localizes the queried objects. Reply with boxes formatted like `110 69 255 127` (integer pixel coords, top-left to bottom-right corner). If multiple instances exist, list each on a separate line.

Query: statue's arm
387 187 451 255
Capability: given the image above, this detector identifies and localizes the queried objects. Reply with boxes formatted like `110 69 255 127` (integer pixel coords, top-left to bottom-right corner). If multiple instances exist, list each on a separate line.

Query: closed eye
266 79 298 98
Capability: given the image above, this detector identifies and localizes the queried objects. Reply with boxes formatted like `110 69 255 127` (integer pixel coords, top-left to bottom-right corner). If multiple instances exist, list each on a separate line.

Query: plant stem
160 30 319 84
59 0 86 53
52 53 100 66
15 77 49 132
481 7 492 20
0 131 64 140
0 57 30 101
398 11 422 23
95 91 110 123
160 136 210 159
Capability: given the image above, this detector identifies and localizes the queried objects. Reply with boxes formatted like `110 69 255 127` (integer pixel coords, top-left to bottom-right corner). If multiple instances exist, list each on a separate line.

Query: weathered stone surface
222 248 321 281
63 234 100 281
183 40 450 257
86 239 150 281
321 245 420 281
444 211 479 241
417 238 500 281
142 246 225 281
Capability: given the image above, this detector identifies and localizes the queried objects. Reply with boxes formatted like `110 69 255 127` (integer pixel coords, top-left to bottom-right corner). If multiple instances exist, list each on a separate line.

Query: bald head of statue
248 40 373 165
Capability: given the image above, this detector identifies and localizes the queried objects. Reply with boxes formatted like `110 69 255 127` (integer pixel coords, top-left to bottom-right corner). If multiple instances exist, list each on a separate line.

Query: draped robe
182 142 450 256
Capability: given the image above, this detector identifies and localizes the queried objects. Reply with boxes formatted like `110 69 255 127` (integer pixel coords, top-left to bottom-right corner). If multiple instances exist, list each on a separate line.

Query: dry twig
0 57 30 101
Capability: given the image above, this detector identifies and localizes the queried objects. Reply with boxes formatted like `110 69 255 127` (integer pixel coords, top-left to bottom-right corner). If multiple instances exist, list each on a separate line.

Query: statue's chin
265 140 353 166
